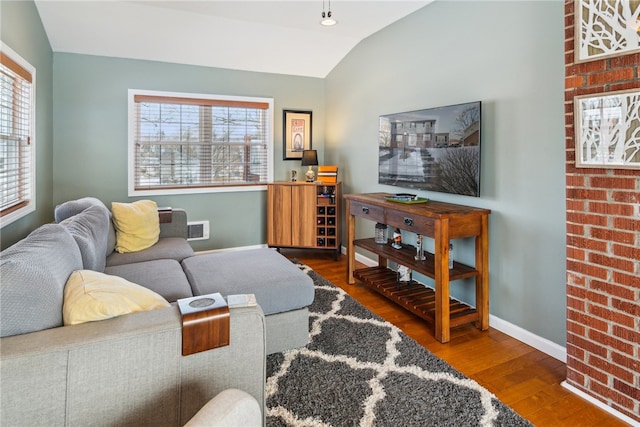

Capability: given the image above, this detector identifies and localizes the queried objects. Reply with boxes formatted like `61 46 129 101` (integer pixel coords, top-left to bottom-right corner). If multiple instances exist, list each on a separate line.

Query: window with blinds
0 45 35 226
129 90 273 195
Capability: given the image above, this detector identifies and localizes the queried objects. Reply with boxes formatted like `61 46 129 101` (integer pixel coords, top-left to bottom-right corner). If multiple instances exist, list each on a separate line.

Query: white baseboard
489 315 566 362
354 250 378 267
561 382 639 426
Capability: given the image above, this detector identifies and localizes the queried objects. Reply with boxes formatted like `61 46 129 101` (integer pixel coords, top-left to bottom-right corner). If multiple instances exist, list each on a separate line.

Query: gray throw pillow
0 224 83 337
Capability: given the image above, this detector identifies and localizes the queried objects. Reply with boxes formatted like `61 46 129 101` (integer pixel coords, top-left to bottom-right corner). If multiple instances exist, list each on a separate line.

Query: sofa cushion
111 200 159 253
105 259 194 302
60 205 111 272
63 270 170 325
0 224 83 337
106 237 194 267
55 197 116 255
181 249 314 315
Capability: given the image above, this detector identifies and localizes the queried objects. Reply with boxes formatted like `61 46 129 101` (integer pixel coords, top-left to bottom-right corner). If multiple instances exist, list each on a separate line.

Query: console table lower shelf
353 266 479 329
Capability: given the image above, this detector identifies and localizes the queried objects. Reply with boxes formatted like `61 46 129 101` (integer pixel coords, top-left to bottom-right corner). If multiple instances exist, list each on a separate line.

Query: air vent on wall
187 221 210 241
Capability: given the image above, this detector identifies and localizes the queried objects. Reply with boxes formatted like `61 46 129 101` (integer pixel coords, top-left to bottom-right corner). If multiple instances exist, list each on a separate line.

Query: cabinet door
267 184 293 246
291 185 316 247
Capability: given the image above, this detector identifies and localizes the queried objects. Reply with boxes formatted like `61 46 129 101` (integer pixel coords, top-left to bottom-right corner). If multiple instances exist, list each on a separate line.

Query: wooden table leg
434 218 450 343
475 214 490 330
378 255 388 269
346 200 356 284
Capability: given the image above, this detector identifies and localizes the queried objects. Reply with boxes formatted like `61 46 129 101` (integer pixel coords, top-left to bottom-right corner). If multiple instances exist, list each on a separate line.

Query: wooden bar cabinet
267 182 342 259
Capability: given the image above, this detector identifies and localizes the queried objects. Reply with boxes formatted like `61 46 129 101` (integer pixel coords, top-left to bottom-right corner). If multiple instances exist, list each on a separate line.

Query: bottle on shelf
415 234 426 260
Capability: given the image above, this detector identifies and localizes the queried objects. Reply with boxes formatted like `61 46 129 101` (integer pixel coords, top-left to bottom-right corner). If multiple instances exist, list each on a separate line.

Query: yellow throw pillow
63 270 170 326
111 200 160 253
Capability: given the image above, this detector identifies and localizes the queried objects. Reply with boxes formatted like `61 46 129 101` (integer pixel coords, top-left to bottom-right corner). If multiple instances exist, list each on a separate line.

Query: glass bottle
415 234 425 260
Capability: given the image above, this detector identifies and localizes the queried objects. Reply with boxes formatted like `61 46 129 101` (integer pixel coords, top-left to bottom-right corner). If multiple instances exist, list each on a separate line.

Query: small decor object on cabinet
301 150 318 182
317 165 338 183
283 110 312 160
290 170 297 182
392 228 402 249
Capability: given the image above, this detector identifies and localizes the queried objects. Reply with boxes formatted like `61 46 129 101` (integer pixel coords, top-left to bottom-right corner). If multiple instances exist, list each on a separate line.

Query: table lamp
301 150 318 182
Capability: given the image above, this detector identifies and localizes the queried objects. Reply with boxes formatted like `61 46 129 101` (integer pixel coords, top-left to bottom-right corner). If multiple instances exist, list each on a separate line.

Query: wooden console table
345 193 491 343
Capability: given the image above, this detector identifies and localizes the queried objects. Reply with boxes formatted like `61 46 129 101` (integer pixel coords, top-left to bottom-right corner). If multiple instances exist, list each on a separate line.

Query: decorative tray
384 194 429 204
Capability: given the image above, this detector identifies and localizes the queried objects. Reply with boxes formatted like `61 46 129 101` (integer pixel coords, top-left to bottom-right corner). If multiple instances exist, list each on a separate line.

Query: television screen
378 101 481 197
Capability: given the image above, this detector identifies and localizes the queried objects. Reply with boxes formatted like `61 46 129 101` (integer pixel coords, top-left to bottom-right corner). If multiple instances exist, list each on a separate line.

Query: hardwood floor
281 249 629 427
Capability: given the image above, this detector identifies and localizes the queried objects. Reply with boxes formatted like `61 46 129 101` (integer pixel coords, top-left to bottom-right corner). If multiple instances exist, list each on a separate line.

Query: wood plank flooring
281 249 629 427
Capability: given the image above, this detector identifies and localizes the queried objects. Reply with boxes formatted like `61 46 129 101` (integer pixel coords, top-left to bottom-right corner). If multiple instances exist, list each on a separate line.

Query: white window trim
127 89 274 197
0 43 36 228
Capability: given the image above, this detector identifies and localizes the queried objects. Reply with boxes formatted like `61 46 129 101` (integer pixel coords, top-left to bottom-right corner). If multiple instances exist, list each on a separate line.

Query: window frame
0 43 36 228
128 89 274 196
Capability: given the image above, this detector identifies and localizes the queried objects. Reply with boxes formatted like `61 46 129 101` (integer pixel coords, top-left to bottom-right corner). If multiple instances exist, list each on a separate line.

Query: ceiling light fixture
321 0 337 26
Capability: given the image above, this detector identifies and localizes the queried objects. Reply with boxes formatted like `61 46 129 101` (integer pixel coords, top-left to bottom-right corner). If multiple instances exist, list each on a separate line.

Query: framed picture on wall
574 88 640 169
575 0 640 62
283 110 312 160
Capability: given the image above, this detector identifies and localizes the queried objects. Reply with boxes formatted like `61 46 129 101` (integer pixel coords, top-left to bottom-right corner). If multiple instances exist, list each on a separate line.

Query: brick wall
564 1 640 422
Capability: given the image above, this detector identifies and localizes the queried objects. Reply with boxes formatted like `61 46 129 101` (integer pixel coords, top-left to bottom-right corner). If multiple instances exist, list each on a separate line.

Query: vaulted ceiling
34 1 432 78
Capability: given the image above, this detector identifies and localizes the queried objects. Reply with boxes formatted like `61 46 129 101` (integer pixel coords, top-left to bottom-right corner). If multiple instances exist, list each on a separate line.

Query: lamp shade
301 150 318 166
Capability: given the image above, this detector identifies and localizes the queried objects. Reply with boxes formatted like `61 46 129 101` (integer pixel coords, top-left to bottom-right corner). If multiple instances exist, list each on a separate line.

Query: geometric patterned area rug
266 263 533 427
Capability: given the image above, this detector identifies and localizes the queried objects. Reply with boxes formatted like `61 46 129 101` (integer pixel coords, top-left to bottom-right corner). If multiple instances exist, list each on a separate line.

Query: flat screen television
378 101 481 197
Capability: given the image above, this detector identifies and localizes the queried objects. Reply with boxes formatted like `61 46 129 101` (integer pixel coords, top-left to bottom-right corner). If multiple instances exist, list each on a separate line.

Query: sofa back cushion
55 197 116 256
0 224 83 337
60 204 111 272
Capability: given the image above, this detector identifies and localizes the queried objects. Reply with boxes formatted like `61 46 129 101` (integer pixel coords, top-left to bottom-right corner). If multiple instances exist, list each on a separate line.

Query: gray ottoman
181 248 314 354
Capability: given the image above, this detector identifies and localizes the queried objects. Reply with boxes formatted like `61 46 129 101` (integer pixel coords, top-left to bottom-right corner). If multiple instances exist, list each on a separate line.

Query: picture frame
574 88 640 169
283 110 312 160
574 0 640 63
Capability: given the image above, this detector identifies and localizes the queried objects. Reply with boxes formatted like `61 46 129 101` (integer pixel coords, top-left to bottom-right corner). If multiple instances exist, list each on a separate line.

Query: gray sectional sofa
0 197 314 426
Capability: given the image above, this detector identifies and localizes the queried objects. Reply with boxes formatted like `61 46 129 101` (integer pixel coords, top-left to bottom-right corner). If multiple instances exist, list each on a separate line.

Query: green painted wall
0 1 53 249
52 54 324 251
325 1 566 345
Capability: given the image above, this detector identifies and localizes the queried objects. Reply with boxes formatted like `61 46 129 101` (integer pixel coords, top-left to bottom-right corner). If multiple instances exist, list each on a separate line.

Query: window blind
132 93 271 191
0 51 32 216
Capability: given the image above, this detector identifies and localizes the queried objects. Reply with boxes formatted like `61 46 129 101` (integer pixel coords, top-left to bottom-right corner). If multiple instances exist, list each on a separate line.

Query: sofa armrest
184 389 262 427
0 305 266 427
159 208 189 239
